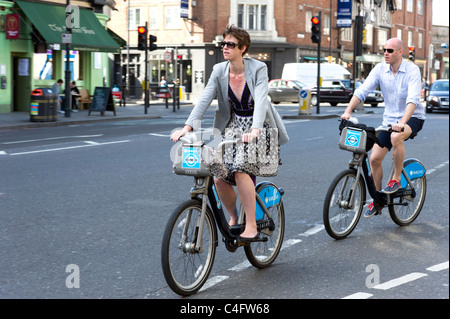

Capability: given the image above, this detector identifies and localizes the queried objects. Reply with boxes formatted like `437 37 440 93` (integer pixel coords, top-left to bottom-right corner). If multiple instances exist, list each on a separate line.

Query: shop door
13 57 32 112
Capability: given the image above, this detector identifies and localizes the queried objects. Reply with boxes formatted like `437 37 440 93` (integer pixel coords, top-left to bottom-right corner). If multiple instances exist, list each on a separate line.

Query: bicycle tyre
389 173 426 226
161 199 217 296
244 183 285 269
323 169 366 240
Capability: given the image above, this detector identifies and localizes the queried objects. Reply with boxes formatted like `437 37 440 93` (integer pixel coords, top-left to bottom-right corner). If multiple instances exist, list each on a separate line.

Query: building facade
0 0 121 113
108 0 435 102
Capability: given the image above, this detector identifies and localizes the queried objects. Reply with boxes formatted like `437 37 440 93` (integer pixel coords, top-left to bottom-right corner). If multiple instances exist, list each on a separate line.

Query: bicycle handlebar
178 135 246 149
340 118 404 133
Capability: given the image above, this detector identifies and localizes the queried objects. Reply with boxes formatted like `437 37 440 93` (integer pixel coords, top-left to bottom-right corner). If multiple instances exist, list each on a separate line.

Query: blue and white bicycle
323 119 427 240
161 136 285 295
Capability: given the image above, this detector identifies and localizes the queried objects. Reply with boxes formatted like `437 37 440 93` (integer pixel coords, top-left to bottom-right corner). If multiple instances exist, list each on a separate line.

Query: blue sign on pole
180 0 189 19
337 0 352 28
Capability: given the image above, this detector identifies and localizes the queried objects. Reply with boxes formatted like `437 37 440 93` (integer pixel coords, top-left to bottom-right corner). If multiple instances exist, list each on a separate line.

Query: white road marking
1 134 103 144
342 292 373 299
373 272 428 290
426 261 449 272
342 261 448 298
199 275 229 292
9 140 130 156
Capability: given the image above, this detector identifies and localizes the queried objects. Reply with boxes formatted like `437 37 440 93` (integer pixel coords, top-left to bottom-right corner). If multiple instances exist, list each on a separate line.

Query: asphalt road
0 104 448 305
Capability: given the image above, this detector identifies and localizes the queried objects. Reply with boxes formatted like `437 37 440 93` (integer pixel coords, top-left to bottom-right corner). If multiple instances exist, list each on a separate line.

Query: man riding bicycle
341 37 425 218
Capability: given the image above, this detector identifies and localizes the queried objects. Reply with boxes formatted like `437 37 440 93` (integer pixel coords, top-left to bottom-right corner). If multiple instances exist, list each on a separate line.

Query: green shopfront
0 0 120 113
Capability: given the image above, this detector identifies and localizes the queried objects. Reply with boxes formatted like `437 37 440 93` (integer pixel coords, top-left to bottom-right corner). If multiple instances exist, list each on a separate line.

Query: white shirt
354 59 425 125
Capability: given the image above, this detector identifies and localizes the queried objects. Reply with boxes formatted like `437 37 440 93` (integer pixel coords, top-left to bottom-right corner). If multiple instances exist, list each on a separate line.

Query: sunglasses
220 41 238 49
383 48 396 53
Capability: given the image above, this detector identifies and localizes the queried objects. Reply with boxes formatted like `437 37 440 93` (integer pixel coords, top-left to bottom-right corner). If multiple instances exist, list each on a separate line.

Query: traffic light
149 34 157 51
177 54 182 65
409 46 415 61
137 26 147 50
311 16 321 44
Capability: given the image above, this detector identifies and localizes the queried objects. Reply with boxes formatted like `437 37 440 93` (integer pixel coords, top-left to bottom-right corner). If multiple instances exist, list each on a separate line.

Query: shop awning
303 57 327 62
16 0 120 53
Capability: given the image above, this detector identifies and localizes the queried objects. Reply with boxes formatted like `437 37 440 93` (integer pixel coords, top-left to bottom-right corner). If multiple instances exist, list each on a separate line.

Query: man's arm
341 95 363 119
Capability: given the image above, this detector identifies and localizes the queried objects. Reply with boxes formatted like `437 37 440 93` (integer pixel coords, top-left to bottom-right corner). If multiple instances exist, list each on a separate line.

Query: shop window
33 50 81 81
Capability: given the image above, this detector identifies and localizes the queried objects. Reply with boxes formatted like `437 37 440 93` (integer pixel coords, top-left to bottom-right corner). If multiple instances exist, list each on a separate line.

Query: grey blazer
185 58 289 145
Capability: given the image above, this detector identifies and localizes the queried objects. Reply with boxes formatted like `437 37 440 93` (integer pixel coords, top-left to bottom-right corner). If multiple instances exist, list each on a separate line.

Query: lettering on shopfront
48 24 95 35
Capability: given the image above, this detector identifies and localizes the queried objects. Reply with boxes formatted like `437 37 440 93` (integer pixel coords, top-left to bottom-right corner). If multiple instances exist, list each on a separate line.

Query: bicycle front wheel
161 199 217 296
323 169 366 240
389 174 426 226
244 184 285 269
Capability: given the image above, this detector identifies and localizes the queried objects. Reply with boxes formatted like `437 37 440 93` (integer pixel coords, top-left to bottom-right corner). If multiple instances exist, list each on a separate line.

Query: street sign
62 33 72 44
337 0 352 28
164 51 173 63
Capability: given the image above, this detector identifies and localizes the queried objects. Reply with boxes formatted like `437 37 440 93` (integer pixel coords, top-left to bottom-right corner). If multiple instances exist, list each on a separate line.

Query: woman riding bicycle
171 25 289 242
341 37 425 218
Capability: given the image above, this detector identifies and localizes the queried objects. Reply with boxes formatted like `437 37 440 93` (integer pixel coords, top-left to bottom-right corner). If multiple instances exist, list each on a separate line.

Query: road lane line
426 261 449 272
9 140 130 156
372 272 428 290
199 275 229 292
1 134 103 144
342 292 373 299
299 224 325 237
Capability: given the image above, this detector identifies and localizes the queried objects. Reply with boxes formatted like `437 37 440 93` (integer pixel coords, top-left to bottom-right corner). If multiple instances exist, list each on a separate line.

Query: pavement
0 98 195 131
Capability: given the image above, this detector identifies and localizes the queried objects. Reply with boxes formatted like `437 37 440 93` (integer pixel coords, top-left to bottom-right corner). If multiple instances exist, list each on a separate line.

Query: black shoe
237 232 262 244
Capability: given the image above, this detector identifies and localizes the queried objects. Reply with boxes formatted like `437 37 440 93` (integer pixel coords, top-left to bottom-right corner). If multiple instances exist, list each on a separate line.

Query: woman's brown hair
223 25 251 56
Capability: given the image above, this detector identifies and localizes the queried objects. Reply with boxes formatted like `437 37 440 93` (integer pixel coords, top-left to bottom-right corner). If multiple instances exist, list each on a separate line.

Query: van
281 63 351 87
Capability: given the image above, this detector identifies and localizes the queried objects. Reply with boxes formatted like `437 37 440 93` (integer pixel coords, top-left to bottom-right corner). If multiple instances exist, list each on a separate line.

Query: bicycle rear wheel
389 174 426 226
244 183 285 269
323 169 365 240
161 199 217 296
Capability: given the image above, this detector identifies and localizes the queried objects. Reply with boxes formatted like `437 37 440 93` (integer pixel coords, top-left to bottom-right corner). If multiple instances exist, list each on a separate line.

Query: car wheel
371 104 378 107
310 95 318 106
330 102 337 107
426 107 432 113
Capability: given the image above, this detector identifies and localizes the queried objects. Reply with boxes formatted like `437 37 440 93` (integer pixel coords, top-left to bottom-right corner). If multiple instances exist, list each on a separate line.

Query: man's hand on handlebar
340 112 352 120
391 123 406 133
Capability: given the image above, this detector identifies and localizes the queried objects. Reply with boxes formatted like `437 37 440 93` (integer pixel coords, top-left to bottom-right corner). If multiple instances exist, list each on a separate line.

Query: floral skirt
209 113 280 185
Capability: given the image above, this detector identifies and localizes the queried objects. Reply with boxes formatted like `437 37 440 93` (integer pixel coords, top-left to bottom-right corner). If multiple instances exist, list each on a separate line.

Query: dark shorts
377 117 425 150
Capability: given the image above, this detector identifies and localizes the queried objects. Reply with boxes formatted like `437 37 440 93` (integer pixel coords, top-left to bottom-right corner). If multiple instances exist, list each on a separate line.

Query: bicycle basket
173 142 211 177
339 127 368 153
339 120 377 153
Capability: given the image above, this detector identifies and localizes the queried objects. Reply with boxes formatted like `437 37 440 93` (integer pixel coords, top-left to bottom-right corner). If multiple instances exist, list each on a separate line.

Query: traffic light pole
315 12 321 114
144 22 149 114
64 0 72 118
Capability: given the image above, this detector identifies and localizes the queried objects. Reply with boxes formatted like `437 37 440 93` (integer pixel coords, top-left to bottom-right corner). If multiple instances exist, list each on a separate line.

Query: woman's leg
214 177 238 226
234 172 258 238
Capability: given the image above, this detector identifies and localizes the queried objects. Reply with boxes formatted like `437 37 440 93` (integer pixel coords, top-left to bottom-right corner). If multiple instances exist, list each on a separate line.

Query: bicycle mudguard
401 158 426 188
255 182 283 220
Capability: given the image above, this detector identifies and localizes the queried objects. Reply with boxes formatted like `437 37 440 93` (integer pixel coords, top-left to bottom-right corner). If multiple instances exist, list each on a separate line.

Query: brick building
108 0 434 101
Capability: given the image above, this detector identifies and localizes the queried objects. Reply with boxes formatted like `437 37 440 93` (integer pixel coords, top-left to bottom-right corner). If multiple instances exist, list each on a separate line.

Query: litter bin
30 88 57 122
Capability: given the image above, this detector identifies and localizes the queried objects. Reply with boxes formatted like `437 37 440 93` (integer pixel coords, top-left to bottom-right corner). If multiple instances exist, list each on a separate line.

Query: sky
433 0 449 26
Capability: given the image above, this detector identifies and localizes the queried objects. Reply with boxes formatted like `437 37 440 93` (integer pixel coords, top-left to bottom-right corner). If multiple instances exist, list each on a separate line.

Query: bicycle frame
186 176 275 253
347 151 422 210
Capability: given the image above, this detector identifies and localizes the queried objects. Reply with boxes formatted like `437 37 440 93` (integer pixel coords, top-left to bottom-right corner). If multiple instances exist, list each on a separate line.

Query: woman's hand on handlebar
171 125 192 142
242 128 260 143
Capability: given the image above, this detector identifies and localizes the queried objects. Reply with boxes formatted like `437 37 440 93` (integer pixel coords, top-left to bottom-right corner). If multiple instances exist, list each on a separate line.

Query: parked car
268 79 307 104
426 79 449 113
341 80 384 107
309 79 353 106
